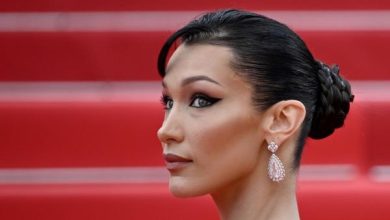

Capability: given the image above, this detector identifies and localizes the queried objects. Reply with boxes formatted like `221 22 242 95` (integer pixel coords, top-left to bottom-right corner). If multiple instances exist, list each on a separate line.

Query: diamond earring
267 141 285 182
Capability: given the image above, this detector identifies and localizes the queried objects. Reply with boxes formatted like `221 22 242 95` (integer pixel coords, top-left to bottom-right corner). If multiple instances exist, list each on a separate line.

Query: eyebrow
162 75 222 88
182 75 222 87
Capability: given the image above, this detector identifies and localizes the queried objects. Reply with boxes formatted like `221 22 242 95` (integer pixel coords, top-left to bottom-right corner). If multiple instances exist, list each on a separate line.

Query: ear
261 100 306 145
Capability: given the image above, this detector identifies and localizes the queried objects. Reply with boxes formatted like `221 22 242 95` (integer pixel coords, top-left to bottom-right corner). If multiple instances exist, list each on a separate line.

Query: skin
157 44 306 220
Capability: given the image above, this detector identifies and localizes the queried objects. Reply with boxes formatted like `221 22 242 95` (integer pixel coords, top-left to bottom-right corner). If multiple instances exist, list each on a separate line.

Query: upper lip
163 153 193 162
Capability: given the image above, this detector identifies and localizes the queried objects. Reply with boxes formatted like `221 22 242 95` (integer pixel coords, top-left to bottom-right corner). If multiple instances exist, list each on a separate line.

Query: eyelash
190 94 221 108
160 94 173 110
160 93 221 110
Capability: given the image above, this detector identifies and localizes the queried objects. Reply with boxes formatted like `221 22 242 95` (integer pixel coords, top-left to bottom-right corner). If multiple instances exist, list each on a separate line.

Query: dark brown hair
157 9 354 167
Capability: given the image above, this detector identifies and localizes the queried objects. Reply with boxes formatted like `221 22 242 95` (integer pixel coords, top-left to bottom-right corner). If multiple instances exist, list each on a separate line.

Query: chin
169 177 208 198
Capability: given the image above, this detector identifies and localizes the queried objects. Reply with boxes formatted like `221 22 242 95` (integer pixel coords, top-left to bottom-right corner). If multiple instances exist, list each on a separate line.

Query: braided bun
309 61 354 139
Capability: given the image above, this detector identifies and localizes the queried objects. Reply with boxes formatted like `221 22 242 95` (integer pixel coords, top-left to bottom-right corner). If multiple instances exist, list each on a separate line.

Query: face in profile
157 44 267 197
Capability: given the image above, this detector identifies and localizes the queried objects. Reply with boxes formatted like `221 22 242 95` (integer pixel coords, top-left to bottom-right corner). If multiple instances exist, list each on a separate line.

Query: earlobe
262 100 306 144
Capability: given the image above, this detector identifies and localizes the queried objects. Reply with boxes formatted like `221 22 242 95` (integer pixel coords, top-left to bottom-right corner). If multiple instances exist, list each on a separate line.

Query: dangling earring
267 141 285 182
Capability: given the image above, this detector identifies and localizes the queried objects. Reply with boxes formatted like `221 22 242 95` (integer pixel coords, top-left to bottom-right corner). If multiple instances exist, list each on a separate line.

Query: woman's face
157 44 266 197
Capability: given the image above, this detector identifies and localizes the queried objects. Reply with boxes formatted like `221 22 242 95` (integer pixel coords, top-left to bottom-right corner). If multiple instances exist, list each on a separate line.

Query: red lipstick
163 153 193 171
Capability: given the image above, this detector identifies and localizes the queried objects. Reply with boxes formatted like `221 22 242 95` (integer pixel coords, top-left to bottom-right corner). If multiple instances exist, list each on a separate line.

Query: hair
157 9 354 168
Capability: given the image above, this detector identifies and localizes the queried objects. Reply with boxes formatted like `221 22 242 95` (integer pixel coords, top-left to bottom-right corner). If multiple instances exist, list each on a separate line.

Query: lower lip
165 161 192 171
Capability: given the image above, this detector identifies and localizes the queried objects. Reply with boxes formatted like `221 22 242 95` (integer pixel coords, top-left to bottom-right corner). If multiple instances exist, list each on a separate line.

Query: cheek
187 109 263 191
196 107 261 151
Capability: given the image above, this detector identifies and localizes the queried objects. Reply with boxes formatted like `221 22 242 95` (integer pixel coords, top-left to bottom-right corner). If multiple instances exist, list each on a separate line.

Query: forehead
166 44 232 72
164 44 246 88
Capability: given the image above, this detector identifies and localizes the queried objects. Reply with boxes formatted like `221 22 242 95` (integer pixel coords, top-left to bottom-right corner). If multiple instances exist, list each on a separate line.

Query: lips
163 153 193 171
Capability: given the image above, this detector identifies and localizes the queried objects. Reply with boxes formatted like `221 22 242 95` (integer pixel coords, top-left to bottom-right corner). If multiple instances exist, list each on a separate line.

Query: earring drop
267 141 285 182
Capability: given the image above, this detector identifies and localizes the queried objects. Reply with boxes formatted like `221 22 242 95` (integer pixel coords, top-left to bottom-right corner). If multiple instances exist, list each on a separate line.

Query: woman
156 9 354 220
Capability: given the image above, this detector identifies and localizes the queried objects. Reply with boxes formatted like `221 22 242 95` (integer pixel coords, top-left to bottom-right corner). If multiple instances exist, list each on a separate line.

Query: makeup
164 153 193 171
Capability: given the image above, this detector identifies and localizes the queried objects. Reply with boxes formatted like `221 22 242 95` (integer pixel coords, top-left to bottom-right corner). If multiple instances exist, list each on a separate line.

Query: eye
160 94 173 110
190 94 221 108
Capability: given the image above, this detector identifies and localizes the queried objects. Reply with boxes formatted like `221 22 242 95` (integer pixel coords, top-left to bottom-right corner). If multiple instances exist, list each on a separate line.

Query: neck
211 170 300 220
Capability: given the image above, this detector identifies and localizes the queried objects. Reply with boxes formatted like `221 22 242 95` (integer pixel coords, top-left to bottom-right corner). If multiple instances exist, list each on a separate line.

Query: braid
309 61 354 139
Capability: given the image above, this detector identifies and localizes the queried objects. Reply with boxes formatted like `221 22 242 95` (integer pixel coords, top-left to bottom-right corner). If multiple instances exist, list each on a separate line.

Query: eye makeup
189 93 221 108
160 94 173 110
160 92 221 110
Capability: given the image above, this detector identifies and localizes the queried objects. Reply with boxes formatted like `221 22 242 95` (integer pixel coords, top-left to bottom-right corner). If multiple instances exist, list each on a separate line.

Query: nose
157 110 184 145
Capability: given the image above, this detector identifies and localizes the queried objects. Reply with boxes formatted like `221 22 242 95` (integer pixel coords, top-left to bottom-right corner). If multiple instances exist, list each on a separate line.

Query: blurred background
0 0 389 219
